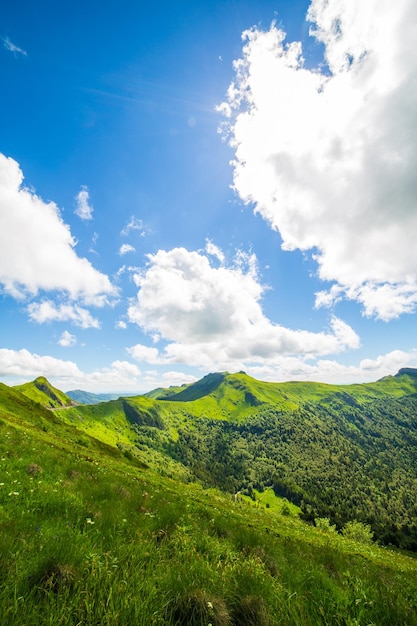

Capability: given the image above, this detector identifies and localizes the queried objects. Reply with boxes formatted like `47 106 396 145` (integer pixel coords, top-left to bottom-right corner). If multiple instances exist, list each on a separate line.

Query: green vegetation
2 370 417 623
49 369 417 550
14 377 75 409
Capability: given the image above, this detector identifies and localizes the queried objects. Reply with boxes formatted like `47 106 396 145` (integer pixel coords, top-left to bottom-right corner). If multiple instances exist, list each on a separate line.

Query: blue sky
1 0 417 392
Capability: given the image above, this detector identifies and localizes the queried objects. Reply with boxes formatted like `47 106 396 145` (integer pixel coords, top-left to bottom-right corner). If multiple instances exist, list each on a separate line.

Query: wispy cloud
89 232 99 255
121 215 144 236
205 239 225 263
74 185 93 220
2 36 27 57
119 243 136 256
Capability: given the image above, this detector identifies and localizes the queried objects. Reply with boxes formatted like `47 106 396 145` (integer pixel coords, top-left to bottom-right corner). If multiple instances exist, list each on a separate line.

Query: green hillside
14 376 76 409
1 379 417 625
159 369 417 415
45 368 417 551
144 383 189 399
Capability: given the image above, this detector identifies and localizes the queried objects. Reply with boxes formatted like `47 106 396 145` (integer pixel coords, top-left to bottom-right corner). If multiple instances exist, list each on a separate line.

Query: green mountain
14 376 76 408
45 368 417 550
1 375 417 625
0 380 54 424
159 372 227 401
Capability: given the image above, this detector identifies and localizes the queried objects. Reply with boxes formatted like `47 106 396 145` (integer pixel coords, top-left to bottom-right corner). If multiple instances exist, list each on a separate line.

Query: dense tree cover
132 391 417 551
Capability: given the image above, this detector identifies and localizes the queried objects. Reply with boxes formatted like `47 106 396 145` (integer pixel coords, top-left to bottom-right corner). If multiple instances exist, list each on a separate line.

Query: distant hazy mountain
66 390 133 404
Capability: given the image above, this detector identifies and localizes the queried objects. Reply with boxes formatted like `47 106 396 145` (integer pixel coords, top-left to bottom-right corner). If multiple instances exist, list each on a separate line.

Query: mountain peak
396 367 417 378
160 372 226 402
14 376 75 408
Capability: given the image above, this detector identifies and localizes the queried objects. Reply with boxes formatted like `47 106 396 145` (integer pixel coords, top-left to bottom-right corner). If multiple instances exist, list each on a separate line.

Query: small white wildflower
86 517 95 525
207 601 213 609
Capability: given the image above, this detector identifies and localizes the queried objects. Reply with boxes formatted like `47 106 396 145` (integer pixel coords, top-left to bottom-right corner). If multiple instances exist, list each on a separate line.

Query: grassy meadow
1 379 417 625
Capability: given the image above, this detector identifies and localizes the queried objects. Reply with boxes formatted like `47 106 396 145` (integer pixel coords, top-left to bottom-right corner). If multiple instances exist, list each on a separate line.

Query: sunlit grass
1 389 417 625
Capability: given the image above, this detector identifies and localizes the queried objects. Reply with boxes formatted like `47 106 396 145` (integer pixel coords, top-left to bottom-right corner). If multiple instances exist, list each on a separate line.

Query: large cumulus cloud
219 0 417 320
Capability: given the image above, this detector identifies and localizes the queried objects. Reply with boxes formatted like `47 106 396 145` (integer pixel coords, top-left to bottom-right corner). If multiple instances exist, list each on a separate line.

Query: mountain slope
0 381 53 425
10 370 417 550
153 370 417 548
1 379 417 625
14 376 76 408
161 372 226 402
154 368 417 420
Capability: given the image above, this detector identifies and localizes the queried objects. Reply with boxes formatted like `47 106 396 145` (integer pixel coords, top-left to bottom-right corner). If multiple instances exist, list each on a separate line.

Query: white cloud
2 36 27 57
109 360 141 377
247 349 417 385
219 0 417 320
0 154 115 301
121 215 144 236
127 344 161 364
161 370 197 385
116 320 127 329
27 300 100 329
61 360 142 393
1 345 414 394
141 370 197 389
317 282 417 321
127 246 359 371
58 330 76 347
0 348 142 393
119 243 136 256
74 185 93 220
0 348 82 379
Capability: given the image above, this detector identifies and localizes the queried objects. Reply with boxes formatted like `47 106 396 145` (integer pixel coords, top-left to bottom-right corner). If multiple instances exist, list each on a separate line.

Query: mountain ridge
47 366 417 405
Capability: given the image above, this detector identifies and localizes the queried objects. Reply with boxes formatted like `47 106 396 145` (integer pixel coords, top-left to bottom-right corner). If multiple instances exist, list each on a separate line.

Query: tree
342 520 374 544
315 517 337 533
